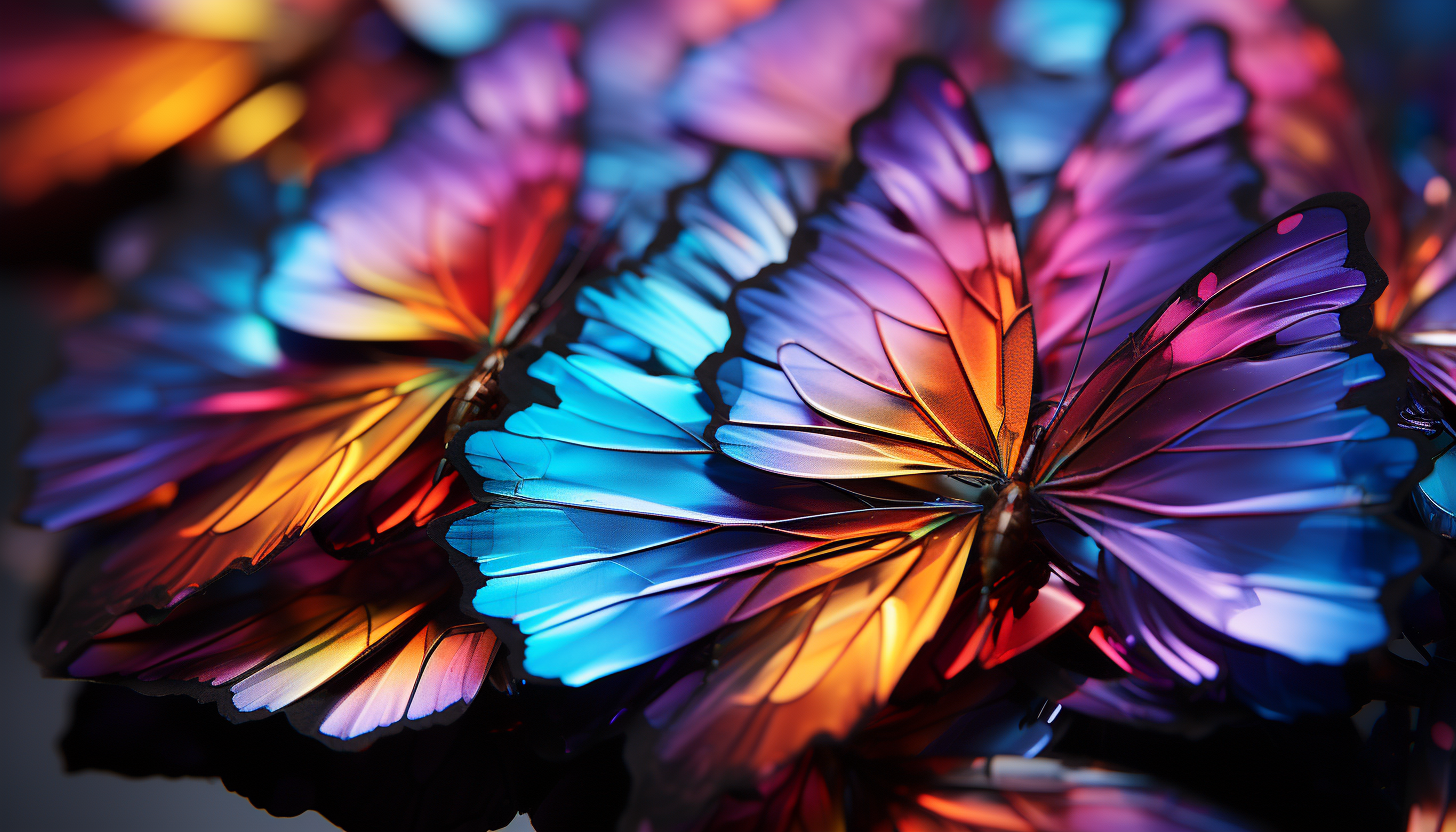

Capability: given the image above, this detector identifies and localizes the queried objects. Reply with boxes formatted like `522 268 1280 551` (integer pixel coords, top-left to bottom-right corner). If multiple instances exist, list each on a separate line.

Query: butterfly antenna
1046 261 1111 440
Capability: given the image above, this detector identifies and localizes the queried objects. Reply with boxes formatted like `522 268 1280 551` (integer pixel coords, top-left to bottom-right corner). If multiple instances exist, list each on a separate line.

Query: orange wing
35 364 461 661
625 515 975 829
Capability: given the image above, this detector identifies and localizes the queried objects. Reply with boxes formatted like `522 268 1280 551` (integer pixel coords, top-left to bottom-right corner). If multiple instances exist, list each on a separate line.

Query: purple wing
1026 27 1261 401
708 62 1034 481
664 0 932 160
1036 195 1432 668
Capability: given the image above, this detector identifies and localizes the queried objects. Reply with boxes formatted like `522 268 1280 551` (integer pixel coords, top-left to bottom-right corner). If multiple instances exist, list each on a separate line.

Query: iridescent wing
62 533 497 747
568 149 818 375
1379 205 1456 407
35 364 461 660
1026 28 1261 400
261 19 584 347
708 62 1034 480
1036 196 1432 668
1116 0 1401 267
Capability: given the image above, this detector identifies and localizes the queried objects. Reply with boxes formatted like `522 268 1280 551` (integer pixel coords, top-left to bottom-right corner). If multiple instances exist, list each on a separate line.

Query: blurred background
3 0 1455 828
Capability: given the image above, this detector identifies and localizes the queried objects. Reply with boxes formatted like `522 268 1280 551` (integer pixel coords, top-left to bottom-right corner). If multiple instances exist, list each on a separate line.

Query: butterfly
25 20 582 744
440 26 1431 806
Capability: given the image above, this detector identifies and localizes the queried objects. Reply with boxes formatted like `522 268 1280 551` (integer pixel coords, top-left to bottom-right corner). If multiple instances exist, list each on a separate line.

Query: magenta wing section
1026 28 1260 401
1037 196 1430 666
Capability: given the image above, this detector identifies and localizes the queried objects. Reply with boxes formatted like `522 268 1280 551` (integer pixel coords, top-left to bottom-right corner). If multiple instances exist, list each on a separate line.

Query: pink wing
665 0 932 159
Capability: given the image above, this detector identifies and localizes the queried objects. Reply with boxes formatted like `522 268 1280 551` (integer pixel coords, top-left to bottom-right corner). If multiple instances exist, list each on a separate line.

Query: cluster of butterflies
21 0 1456 830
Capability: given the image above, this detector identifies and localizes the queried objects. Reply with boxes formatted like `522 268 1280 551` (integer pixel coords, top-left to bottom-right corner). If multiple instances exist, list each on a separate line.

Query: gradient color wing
1026 28 1261 400
440 151 973 793
62 534 497 747
261 20 584 346
1036 196 1430 667
35 363 460 661
710 63 1033 480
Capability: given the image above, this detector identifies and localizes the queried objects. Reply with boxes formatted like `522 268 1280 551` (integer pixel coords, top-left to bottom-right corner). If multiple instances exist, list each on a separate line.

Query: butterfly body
969 479 1034 594
442 347 510 448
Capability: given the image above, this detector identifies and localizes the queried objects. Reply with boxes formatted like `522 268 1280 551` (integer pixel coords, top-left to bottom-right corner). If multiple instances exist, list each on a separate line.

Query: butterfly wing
439 145 835 677
1026 28 1261 400
664 0 932 160
1036 195 1432 668
261 19 584 346
35 363 460 661
1116 0 1401 267
63 532 496 747
439 145 974 810
570 150 819 374
708 63 1034 481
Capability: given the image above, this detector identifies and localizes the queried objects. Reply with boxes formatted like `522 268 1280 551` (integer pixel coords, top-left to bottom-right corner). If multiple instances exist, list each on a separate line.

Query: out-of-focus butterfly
0 2 433 203
25 20 583 744
441 29 1431 805
1117 0 1402 267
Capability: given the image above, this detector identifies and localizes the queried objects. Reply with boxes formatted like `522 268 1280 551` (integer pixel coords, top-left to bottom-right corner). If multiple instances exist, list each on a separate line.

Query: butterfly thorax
443 347 509 447
970 423 1048 590
971 478 1036 591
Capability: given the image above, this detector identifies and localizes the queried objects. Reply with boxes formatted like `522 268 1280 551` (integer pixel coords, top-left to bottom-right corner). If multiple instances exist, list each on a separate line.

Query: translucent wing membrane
628 512 973 810
262 20 584 346
37 366 461 659
63 533 497 746
710 64 1034 480
1037 197 1430 665
570 150 818 376
1027 28 1261 400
